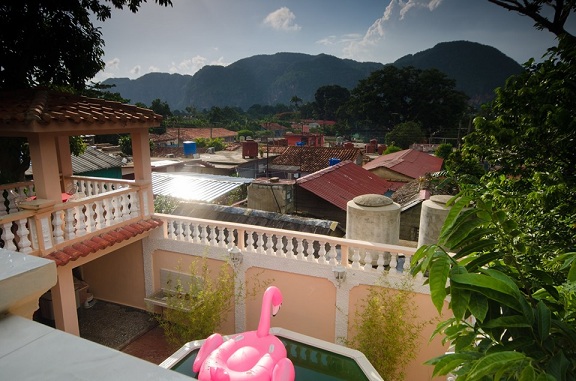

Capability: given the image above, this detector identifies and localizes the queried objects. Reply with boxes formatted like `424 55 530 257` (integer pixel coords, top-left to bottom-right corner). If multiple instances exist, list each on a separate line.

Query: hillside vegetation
103 41 523 111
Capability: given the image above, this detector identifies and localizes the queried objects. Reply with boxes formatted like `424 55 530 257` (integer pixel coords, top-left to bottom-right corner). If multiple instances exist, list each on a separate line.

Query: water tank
296 141 305 147
242 140 258 158
183 141 196 156
329 158 341 166
417 195 453 247
346 194 400 266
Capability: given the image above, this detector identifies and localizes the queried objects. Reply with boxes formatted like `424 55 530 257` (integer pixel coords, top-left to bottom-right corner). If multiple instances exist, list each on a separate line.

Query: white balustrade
155 214 416 276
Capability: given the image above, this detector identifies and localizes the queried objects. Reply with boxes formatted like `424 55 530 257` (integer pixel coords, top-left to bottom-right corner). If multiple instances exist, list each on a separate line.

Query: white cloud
343 0 443 60
169 55 228 76
130 65 141 76
263 7 301 31
148 65 160 73
106 57 120 70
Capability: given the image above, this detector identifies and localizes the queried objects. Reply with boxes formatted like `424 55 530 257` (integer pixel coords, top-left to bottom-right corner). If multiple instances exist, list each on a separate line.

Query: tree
435 143 453 160
290 95 302 110
0 0 172 184
0 0 172 91
149 98 172 117
313 85 350 120
385 121 425 149
411 3 576 379
343 65 468 141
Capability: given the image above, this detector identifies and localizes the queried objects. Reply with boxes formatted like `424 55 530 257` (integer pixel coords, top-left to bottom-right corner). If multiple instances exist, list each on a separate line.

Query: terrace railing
0 176 150 257
155 213 418 275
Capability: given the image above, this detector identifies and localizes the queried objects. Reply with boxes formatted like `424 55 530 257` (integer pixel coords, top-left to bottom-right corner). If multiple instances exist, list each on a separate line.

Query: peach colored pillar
27 135 61 200
131 131 154 215
56 135 73 189
51 266 79 335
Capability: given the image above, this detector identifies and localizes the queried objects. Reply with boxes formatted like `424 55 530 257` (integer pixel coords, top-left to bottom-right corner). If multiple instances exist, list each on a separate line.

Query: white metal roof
151 172 252 202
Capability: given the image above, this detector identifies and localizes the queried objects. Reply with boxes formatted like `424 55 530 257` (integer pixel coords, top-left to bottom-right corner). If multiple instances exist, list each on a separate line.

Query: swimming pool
160 328 383 381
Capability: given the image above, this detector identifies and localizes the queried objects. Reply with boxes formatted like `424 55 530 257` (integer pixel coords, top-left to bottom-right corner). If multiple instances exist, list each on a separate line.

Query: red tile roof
363 149 443 179
296 161 394 210
44 218 163 266
150 127 236 143
271 146 362 173
0 88 162 134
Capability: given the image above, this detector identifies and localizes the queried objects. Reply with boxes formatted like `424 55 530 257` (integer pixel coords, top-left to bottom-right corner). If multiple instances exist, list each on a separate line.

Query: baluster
327 244 338 265
167 220 175 238
376 252 386 271
75 204 87 236
256 232 265 254
191 224 200 243
86 202 97 232
317 241 327 264
276 236 285 257
183 223 191 242
402 254 410 273
111 196 119 223
389 253 398 275
306 240 317 262
246 231 255 253
52 211 64 245
266 234 275 256
15 218 32 253
285 238 294 259
103 197 113 226
208 226 217 246
199 224 207 244
95 200 106 230
63 208 76 240
225 228 232 247
351 248 361 269
130 191 140 218
1 222 17 251
217 227 225 247
296 239 306 261
363 251 373 271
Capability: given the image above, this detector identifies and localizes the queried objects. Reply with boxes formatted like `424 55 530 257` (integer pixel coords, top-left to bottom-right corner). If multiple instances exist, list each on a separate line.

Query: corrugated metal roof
71 146 124 174
363 149 443 179
172 202 343 236
296 161 394 210
152 172 252 202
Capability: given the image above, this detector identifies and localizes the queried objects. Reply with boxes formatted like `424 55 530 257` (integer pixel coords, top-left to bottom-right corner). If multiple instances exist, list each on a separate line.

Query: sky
92 0 573 82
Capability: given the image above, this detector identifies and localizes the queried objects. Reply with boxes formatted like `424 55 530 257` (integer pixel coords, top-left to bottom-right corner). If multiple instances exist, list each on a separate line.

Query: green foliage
154 195 180 214
343 65 469 142
237 130 254 138
383 145 402 155
156 257 272 346
435 143 453 160
385 121 425 149
157 258 237 346
0 0 171 90
343 278 430 381
118 135 132 156
149 98 172 117
194 137 225 151
411 195 576 381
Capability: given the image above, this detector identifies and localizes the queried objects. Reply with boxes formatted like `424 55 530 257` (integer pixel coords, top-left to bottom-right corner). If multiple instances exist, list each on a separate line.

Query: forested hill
394 41 523 105
103 41 523 111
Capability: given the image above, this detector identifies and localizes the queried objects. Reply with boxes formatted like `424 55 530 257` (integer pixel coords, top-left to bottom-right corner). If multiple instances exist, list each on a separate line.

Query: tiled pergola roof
0 88 162 135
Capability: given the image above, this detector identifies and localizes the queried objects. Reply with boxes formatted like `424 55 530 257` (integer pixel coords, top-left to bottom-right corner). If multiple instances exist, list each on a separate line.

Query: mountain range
103 40 523 111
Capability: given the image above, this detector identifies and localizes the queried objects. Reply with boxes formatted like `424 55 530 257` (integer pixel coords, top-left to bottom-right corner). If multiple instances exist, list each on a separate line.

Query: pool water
169 335 371 381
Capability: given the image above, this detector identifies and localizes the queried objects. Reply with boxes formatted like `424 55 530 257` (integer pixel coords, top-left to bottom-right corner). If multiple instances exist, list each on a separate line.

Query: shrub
343 278 430 380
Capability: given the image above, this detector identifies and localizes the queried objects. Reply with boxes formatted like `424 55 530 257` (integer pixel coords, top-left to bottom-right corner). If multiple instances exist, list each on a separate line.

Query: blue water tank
329 158 341 166
183 141 197 156
296 141 305 147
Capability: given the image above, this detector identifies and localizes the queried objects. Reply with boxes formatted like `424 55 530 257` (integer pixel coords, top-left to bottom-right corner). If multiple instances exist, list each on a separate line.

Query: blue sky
92 0 572 82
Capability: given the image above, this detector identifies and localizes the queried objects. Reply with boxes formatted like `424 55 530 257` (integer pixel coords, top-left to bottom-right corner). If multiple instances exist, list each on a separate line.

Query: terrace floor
35 299 177 365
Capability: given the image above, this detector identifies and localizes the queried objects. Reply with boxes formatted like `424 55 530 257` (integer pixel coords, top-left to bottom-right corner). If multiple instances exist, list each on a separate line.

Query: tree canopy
0 0 172 91
413 2 576 379
342 65 469 142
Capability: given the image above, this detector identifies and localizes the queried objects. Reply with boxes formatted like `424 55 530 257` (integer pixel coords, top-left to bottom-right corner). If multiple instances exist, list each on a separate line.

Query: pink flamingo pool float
193 286 295 381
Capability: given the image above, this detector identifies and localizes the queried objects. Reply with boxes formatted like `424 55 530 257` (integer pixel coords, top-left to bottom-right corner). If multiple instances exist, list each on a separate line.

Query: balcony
0 176 152 257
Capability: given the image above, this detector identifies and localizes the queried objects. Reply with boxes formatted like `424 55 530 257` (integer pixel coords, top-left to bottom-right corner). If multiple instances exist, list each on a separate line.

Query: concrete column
417 195 453 247
27 135 61 200
52 266 79 335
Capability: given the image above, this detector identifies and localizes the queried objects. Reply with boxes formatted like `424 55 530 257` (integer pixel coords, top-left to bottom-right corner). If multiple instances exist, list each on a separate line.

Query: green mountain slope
103 41 523 111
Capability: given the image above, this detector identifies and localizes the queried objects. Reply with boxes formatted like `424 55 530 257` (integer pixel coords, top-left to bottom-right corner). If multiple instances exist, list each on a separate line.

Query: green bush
343 278 429 380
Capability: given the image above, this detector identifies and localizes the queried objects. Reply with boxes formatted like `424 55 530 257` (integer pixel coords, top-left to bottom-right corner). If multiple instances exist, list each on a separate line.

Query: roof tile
44 218 163 266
